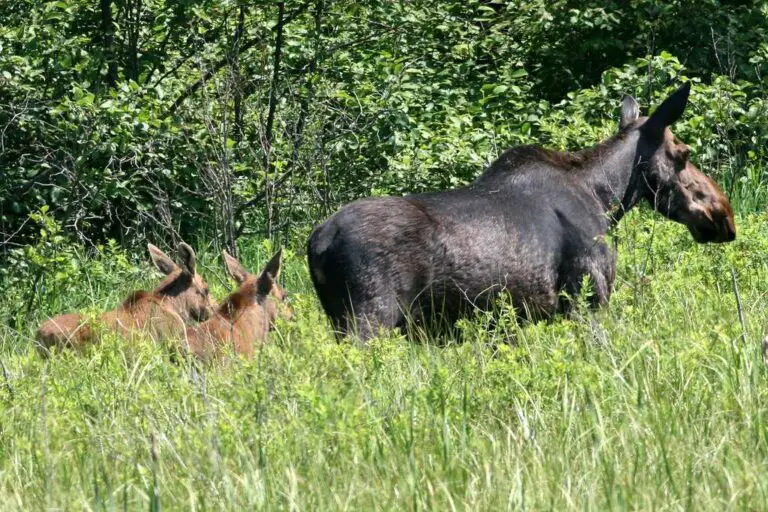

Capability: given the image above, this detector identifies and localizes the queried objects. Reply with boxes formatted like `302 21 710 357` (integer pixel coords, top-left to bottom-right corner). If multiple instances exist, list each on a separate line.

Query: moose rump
307 83 736 342
308 197 439 337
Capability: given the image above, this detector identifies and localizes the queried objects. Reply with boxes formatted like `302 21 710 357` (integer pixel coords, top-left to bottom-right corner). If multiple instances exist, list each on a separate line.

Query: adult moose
36 243 214 355
307 83 736 341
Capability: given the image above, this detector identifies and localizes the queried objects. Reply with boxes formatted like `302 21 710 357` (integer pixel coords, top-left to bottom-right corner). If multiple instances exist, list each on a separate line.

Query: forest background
3 0 767 256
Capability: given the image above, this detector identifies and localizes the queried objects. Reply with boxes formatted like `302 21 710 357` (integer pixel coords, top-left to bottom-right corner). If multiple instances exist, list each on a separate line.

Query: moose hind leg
344 292 405 343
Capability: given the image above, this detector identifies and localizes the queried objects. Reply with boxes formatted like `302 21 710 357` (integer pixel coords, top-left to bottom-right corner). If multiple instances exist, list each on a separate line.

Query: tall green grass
2 210 768 510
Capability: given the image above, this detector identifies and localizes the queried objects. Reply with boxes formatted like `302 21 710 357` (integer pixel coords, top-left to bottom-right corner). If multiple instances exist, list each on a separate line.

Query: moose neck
580 130 642 224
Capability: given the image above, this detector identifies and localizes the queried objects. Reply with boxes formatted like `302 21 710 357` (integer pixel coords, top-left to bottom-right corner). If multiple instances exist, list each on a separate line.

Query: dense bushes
1 0 766 255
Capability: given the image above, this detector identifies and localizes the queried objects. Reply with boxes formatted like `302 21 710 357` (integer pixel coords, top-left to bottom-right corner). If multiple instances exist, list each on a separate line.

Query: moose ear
260 249 283 282
619 95 640 131
148 243 177 275
177 242 197 274
644 82 691 136
256 272 274 298
222 250 250 285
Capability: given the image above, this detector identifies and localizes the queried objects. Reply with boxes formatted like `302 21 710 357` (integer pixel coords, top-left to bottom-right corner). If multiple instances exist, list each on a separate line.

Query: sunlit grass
2 210 768 510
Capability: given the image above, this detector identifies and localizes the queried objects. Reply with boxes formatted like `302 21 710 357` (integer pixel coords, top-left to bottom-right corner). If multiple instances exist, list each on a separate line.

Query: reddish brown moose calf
180 249 291 362
36 243 214 355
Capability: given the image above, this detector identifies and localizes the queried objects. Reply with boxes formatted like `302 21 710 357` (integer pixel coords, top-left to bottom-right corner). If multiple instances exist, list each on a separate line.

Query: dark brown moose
179 249 291 362
307 83 736 341
36 243 214 355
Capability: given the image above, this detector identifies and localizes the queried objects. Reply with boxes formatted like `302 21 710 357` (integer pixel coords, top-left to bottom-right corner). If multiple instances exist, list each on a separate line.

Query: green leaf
79 93 95 106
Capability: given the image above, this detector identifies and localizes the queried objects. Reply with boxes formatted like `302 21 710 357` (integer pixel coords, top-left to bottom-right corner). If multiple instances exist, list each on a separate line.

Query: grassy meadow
2 209 768 510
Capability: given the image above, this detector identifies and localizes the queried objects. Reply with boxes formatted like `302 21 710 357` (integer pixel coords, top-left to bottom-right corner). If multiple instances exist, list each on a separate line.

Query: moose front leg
585 239 616 307
558 237 616 312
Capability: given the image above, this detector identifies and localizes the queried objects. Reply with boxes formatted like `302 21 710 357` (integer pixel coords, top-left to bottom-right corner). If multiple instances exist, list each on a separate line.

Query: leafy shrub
2 1 766 253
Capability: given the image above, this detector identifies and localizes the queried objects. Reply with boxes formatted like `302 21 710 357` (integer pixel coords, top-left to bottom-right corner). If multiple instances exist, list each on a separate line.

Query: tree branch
290 0 323 169
232 168 294 238
163 2 308 118
262 1 285 167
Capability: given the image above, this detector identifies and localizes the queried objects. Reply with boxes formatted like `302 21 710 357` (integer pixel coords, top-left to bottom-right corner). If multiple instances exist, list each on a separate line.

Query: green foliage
2 1 767 251
507 0 768 100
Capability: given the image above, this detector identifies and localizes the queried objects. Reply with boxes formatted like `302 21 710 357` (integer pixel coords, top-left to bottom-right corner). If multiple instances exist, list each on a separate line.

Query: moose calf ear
644 82 691 136
619 95 640 131
261 249 283 282
178 242 198 274
148 243 177 275
256 272 275 299
222 250 250 285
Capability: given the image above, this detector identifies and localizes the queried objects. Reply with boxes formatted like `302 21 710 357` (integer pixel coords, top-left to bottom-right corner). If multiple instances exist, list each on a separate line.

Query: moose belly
418 217 561 320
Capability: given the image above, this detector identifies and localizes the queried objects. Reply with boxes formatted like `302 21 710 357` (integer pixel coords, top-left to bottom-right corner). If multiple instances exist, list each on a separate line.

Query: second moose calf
180 249 291 362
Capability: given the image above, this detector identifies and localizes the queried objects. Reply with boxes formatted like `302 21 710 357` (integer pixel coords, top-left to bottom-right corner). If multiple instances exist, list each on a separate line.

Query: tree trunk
100 0 117 88
224 5 248 255
233 5 246 148
284 0 324 244
126 0 142 82
263 1 285 239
